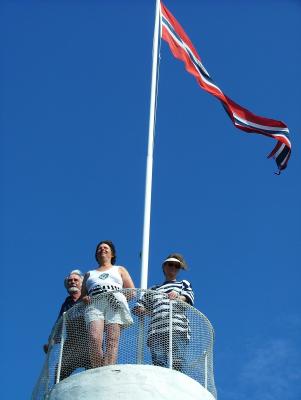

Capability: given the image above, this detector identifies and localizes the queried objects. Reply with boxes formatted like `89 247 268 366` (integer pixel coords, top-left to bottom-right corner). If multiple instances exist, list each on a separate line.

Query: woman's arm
180 280 194 305
119 267 135 288
119 267 135 299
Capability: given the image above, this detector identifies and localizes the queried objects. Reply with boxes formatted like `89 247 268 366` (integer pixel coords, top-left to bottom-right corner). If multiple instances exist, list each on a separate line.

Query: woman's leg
103 323 120 366
88 319 105 368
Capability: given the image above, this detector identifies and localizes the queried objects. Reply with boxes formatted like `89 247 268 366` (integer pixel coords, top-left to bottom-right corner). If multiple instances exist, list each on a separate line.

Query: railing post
56 312 67 384
136 318 145 364
136 289 145 364
204 350 208 390
44 342 51 395
168 300 173 369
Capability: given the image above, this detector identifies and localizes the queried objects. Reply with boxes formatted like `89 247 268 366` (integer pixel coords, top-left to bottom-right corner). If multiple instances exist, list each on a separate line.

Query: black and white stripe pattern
89 285 120 296
138 280 194 339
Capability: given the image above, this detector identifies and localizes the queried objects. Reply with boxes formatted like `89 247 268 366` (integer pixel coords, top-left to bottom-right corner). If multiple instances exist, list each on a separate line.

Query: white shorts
85 292 133 327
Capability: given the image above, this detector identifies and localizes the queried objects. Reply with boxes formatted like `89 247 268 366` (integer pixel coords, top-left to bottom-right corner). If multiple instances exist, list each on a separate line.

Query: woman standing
81 240 135 367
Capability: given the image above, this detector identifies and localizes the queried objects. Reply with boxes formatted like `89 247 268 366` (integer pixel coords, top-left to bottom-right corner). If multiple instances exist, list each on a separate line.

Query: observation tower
32 289 217 400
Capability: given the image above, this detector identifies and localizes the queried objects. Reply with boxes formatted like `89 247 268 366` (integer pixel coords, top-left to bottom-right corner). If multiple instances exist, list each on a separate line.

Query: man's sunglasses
165 262 181 269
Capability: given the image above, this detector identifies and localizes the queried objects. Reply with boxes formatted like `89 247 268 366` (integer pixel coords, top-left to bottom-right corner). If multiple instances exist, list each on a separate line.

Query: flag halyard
160 2 291 172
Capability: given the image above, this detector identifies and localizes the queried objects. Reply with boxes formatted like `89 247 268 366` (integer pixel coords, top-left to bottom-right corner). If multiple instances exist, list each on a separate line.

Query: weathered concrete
49 364 215 400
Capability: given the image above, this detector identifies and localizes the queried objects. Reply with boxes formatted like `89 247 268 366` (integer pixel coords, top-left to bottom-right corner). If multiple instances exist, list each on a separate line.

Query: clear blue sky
1 1 300 399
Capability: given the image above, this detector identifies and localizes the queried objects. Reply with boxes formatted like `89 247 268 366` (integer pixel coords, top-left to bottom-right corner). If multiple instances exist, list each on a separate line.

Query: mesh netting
32 289 217 399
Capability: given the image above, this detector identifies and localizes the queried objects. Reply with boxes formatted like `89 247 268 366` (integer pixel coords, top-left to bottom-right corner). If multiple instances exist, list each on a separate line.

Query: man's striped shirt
138 280 194 340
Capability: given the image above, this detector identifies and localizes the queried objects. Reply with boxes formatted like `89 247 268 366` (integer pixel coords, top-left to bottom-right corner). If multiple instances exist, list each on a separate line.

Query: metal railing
32 289 217 399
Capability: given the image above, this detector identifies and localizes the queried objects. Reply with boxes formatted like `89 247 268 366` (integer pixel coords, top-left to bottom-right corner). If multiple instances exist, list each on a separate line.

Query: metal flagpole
137 0 161 365
140 0 161 289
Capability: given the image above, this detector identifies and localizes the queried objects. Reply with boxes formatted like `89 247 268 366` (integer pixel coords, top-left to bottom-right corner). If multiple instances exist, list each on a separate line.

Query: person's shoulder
181 279 193 288
59 296 72 315
62 295 72 304
149 284 160 290
116 265 127 274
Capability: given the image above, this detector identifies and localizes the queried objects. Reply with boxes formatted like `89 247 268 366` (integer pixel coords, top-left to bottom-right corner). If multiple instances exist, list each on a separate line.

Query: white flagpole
140 0 161 289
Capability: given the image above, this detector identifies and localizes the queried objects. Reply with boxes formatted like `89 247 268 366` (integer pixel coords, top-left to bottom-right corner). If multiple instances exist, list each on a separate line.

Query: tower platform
32 289 217 399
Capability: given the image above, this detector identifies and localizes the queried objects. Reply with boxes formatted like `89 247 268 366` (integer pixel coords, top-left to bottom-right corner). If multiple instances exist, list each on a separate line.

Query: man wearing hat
135 253 194 372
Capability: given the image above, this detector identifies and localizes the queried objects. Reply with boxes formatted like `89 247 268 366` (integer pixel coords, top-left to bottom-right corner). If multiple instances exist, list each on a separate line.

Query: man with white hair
58 269 84 318
44 269 91 381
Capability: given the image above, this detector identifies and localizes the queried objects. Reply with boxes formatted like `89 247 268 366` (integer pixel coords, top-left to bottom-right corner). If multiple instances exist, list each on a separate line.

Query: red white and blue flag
160 2 291 172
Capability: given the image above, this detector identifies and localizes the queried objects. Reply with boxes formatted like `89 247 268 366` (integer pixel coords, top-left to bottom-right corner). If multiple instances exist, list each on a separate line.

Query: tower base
49 364 215 400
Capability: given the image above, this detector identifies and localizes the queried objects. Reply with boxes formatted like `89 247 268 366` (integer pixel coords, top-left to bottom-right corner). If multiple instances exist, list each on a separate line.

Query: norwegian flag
160 2 291 173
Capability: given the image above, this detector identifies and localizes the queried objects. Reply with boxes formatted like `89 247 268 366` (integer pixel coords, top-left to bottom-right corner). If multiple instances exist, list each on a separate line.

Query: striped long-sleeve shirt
138 280 194 341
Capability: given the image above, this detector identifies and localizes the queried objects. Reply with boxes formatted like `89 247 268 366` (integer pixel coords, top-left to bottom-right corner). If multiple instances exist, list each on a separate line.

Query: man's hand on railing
43 338 56 354
167 291 186 302
167 291 179 300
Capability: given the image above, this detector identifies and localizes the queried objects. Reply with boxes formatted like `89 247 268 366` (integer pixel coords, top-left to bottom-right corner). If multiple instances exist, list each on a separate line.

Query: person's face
163 261 182 280
67 274 82 293
96 242 114 263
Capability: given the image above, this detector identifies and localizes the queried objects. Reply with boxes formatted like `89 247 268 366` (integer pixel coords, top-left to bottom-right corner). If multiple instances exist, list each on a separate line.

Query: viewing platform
32 289 217 399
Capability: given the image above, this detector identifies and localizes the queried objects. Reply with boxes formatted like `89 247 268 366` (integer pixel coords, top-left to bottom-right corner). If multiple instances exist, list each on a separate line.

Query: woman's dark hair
95 240 116 265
